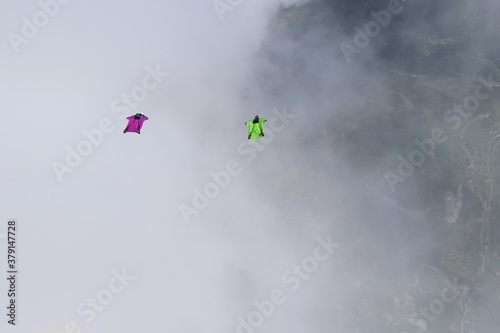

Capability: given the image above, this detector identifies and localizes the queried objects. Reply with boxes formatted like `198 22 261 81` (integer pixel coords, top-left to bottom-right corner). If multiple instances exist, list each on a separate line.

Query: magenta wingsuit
124 114 148 134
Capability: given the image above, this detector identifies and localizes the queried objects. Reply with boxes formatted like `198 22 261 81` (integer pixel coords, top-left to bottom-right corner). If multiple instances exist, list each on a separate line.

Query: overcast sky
0 1 333 333
2 0 500 333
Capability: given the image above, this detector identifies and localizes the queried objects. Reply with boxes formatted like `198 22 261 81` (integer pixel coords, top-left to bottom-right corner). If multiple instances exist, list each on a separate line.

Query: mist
1 0 500 333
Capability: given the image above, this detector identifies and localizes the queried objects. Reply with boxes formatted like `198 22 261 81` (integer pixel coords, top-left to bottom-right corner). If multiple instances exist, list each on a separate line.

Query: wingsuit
124 113 148 134
245 115 267 139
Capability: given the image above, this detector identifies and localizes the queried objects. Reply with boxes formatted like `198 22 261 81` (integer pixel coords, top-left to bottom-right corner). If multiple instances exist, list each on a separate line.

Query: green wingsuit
245 117 267 139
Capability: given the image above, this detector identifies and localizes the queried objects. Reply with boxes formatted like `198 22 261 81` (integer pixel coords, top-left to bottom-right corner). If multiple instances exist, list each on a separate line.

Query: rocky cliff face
248 0 500 331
